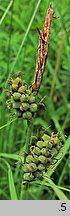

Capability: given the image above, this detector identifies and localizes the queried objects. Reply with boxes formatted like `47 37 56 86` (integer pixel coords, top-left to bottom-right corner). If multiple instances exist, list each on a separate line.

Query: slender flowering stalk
24 121 33 163
32 3 54 95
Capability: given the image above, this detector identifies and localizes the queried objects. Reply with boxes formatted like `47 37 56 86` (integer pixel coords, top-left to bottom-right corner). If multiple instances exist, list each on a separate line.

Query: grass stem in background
5 0 42 87
0 0 13 25
50 32 64 97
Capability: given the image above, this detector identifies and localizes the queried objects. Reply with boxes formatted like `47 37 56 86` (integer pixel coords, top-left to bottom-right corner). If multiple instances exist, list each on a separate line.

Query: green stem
21 120 33 199
20 181 30 200
24 120 33 162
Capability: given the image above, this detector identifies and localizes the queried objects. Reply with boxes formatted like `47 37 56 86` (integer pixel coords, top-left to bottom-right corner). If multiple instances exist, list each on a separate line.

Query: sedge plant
1 2 69 200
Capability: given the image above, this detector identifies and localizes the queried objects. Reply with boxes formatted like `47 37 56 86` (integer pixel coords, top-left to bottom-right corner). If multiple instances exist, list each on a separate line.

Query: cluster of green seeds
23 133 62 182
8 77 37 120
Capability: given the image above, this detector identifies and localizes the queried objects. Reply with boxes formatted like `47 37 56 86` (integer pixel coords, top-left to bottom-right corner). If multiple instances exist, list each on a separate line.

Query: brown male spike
32 3 54 95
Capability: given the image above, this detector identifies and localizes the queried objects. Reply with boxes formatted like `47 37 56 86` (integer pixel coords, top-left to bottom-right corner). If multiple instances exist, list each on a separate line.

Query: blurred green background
0 0 70 200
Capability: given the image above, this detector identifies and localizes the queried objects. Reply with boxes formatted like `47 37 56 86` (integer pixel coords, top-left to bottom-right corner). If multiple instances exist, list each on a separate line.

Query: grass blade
0 158 18 200
44 177 68 200
8 164 18 200
0 118 17 130
0 0 13 25
5 0 42 85
0 153 24 163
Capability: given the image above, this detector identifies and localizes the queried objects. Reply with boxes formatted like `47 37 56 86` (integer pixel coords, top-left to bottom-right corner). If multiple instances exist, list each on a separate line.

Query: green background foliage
0 0 70 200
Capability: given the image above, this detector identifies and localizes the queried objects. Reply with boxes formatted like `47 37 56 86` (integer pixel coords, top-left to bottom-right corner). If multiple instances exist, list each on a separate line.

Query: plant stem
50 32 64 97
24 121 33 162
20 183 29 200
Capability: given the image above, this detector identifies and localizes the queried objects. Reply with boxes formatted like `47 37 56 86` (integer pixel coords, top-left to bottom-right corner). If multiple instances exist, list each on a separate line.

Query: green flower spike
7 76 38 121
22 132 62 184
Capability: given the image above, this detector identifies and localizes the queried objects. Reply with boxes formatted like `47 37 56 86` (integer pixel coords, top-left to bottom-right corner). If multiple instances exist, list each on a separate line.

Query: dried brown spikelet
32 3 54 95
